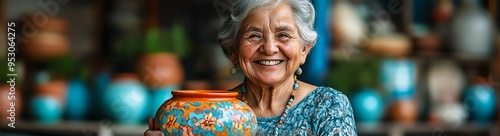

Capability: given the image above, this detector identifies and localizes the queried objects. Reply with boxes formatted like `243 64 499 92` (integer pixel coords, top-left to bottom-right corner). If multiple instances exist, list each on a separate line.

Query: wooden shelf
358 122 499 136
1 120 498 136
0 120 148 136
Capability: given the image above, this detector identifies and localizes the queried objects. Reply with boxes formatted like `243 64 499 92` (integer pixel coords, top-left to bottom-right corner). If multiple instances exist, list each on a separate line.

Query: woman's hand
144 117 165 136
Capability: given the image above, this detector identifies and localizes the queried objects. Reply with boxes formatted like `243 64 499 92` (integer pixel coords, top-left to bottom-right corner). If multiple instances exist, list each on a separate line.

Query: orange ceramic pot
137 53 184 89
389 100 418 125
0 85 22 124
154 90 257 135
24 14 69 33
23 30 69 61
35 80 67 106
21 16 69 61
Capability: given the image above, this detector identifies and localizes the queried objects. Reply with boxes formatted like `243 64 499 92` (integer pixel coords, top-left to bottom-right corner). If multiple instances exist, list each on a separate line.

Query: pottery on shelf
381 59 417 100
449 0 494 59
389 99 418 125
101 73 150 124
65 78 89 120
21 16 69 61
432 0 454 25
463 85 496 123
30 96 62 124
0 85 22 124
35 80 67 107
154 90 257 135
351 88 384 124
137 53 184 89
367 36 411 59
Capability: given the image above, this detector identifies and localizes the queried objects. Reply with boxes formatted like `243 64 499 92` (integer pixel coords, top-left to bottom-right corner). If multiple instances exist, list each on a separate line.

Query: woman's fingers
144 117 165 136
144 130 165 136
148 117 154 129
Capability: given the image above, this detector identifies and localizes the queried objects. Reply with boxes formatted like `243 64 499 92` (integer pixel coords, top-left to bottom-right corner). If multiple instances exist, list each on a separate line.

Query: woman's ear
223 46 237 64
300 43 313 64
229 53 237 65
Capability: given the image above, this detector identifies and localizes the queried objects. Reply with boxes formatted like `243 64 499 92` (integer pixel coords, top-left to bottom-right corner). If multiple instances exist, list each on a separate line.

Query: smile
255 60 283 66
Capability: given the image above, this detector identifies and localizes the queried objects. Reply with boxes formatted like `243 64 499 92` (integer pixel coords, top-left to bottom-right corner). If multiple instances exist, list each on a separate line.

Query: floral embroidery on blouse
255 86 357 136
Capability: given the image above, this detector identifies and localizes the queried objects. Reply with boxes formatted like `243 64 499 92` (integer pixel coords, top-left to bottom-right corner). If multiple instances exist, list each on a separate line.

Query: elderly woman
145 0 357 135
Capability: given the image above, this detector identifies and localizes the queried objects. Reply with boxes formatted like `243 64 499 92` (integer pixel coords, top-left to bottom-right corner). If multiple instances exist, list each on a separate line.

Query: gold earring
230 65 238 75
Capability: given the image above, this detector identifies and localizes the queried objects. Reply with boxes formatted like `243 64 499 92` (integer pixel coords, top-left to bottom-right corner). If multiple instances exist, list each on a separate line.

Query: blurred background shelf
1 121 498 136
0 120 148 136
1 0 500 135
358 123 499 136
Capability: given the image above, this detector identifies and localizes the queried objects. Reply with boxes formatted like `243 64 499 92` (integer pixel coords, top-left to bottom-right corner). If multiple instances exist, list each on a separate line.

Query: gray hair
217 0 318 58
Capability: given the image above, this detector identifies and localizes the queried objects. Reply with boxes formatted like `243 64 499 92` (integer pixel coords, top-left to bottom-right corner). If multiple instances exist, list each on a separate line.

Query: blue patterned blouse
255 86 357 136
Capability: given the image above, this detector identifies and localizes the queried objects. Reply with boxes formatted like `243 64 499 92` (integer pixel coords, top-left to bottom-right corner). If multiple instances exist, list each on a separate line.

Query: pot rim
172 90 238 98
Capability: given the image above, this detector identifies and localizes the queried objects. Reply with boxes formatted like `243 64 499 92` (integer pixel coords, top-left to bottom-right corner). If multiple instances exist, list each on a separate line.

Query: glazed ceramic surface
464 85 496 122
154 90 257 136
101 74 150 124
66 79 89 120
351 88 384 124
381 59 417 100
31 96 62 124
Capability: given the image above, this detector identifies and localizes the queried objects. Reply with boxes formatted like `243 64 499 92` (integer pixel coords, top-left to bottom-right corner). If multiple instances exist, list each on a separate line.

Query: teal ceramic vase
65 78 89 120
101 74 150 124
464 85 496 123
351 88 384 124
31 96 62 124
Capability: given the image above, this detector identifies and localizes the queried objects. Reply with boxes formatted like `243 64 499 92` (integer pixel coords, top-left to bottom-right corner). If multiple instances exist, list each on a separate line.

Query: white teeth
258 60 281 65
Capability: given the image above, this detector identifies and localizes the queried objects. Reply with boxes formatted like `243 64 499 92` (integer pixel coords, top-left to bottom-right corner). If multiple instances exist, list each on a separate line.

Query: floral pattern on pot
154 90 257 136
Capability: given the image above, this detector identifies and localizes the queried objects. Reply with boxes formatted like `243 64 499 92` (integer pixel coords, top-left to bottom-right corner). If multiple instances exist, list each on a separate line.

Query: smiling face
230 3 312 87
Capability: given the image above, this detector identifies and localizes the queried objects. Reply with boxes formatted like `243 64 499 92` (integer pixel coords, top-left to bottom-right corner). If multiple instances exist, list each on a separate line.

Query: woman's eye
277 33 290 41
248 34 261 41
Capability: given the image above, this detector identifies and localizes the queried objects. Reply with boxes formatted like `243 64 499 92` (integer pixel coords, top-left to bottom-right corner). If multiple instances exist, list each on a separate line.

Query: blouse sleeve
315 89 358 136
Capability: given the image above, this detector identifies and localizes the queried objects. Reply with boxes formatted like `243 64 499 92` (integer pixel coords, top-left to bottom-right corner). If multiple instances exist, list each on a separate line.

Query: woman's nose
260 36 279 55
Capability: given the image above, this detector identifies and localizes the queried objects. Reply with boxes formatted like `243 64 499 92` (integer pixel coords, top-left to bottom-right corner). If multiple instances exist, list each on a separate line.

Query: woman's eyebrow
275 26 293 32
244 26 262 33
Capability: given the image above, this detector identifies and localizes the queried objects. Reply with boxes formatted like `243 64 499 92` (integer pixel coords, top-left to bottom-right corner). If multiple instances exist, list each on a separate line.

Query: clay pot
415 33 442 55
389 100 418 125
154 90 257 135
21 16 69 61
137 53 184 89
432 0 454 25
24 14 69 33
23 30 69 61
367 36 411 58
40 17 69 33
35 80 67 106
0 85 22 124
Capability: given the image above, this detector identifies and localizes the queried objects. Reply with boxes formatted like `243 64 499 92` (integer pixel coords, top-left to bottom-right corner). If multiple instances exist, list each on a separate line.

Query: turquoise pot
351 88 384 124
101 74 150 124
31 96 62 124
381 59 417 100
66 79 89 120
463 85 497 123
93 72 111 118
151 86 178 117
